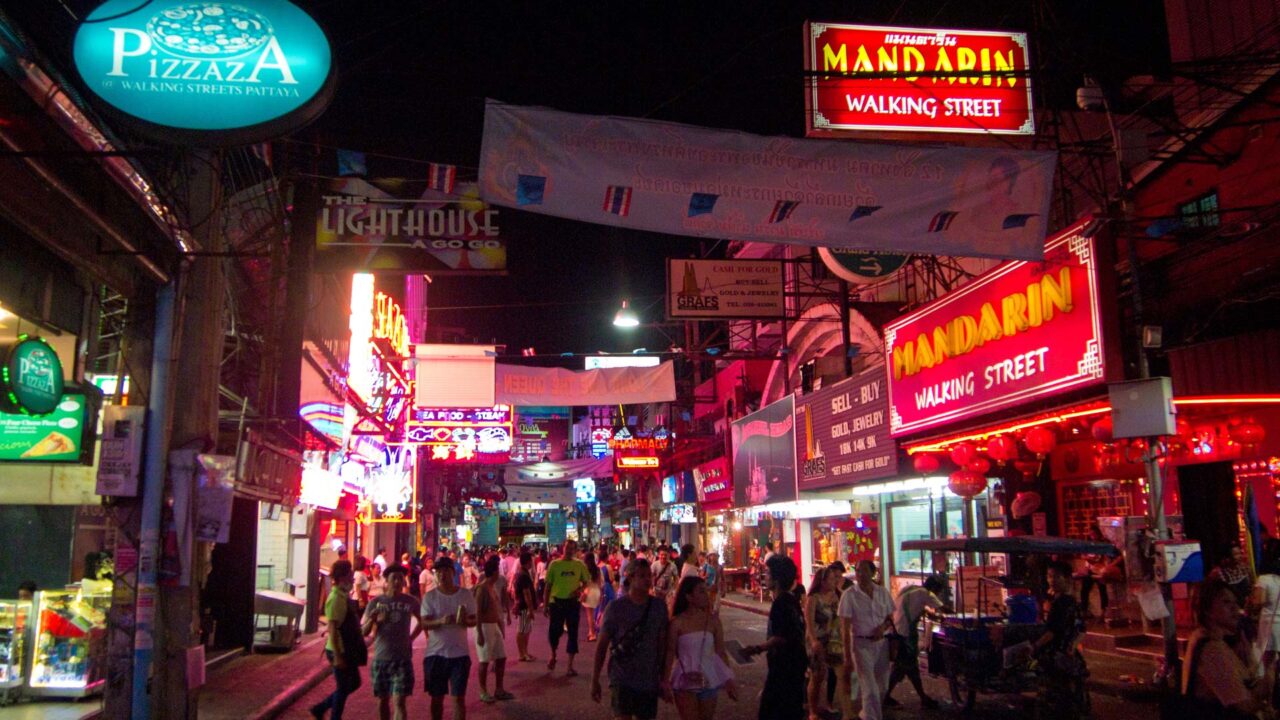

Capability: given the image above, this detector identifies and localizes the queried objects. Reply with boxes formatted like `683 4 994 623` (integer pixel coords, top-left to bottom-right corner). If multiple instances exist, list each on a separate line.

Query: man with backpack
311 560 367 720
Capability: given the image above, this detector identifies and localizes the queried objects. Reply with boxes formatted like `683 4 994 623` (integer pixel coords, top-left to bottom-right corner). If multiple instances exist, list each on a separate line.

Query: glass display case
27 585 110 697
0 600 31 700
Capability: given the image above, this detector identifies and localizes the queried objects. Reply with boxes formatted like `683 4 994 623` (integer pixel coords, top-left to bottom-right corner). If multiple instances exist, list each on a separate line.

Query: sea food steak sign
884 218 1107 436
73 0 333 143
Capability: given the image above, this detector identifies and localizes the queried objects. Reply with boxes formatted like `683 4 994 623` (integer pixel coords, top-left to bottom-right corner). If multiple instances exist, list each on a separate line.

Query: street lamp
613 299 640 328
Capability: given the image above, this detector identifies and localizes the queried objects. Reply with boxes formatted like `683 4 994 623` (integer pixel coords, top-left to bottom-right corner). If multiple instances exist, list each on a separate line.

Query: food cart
900 536 1119 711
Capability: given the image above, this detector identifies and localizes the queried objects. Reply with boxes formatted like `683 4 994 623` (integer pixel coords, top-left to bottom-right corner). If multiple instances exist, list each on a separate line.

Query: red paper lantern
1235 420 1266 446
1091 417 1113 443
912 453 941 475
1024 426 1058 457
950 442 978 468
966 456 992 475
948 470 987 499
987 435 1018 464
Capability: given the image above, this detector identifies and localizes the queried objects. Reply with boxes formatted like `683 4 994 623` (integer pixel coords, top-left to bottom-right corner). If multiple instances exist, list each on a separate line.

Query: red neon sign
805 23 1034 136
885 219 1107 436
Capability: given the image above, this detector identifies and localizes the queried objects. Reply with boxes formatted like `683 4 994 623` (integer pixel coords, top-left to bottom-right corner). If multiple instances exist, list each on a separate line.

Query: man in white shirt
839 560 894 720
499 544 520 583
421 557 478 720
374 547 389 573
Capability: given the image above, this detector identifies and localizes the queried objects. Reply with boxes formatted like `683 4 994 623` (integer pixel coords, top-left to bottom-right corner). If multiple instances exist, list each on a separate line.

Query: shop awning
504 484 575 505
504 456 614 484
901 536 1119 556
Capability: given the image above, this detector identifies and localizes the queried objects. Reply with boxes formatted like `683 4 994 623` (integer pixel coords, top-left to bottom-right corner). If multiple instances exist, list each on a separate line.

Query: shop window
1179 190 1220 228
1058 481 1136 538
889 500 971 577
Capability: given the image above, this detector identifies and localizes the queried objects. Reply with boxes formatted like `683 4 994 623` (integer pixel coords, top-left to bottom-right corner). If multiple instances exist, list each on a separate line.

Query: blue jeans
312 650 362 719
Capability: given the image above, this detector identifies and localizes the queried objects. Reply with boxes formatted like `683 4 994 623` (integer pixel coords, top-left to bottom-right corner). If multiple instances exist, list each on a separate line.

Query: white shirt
500 554 519 582
838 582 894 638
419 568 437 596
373 554 388 572
893 586 943 636
680 562 702 580
420 587 477 658
351 570 370 599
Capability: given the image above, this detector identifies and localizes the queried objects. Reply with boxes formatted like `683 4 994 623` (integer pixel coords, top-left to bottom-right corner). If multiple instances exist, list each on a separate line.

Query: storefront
880 219 1123 603
792 368 898 587
693 457 732 558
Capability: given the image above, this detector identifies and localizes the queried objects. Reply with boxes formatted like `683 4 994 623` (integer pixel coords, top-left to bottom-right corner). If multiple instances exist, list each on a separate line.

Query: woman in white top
1251 539 1280 671
662 576 737 720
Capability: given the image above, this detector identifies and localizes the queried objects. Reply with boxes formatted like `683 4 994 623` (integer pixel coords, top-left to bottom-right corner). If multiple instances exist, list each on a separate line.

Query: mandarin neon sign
884 218 1107 436
892 267 1072 381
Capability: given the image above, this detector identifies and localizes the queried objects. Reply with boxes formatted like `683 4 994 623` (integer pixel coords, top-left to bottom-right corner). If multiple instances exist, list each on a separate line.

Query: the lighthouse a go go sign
73 0 334 144
804 22 1034 137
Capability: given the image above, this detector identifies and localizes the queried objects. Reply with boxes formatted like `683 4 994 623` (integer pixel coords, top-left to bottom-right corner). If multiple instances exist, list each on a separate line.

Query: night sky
6 0 1170 357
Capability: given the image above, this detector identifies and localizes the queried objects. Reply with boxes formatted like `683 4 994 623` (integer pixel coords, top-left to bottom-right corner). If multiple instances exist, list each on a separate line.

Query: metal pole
131 280 177 718
838 279 853 378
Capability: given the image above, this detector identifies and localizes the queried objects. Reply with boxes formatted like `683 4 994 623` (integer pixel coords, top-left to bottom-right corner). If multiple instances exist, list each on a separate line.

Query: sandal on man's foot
565 668 579 677
495 690 515 701
479 692 496 704
547 657 556 671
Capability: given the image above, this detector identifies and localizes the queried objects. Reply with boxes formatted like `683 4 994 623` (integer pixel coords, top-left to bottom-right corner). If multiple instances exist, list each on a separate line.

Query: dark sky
6 0 1170 357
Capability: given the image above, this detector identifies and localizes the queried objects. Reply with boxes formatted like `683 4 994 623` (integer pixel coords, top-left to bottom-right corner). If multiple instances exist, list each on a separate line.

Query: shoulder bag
611 597 655 662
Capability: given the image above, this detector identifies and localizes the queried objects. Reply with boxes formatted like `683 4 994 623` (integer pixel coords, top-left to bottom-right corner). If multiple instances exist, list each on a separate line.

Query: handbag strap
615 596 653 651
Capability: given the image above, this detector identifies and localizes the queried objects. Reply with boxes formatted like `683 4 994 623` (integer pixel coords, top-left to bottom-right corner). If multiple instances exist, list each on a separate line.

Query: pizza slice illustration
21 431 74 458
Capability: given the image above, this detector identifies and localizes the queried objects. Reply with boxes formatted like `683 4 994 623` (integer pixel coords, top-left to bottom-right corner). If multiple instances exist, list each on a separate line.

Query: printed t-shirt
514 571 535 612
364 592 419 662
546 558 589 600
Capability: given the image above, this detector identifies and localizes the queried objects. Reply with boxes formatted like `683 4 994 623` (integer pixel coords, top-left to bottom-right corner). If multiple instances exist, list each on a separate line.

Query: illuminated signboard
589 427 612 459
72 0 333 144
408 405 513 463
607 426 672 451
804 22 1034 136
346 275 411 436
584 356 660 370
692 457 731 504
661 475 678 504
795 370 898 489
299 465 342 509
885 218 1108 436
574 478 597 504
0 336 66 416
669 504 697 524
617 456 659 469
361 445 416 523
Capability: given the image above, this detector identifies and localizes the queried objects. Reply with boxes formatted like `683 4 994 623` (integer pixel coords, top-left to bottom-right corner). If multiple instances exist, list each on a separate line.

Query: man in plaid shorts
361 564 422 720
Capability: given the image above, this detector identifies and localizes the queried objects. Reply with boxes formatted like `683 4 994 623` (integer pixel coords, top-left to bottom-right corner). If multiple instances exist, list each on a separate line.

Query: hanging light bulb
613 300 640 328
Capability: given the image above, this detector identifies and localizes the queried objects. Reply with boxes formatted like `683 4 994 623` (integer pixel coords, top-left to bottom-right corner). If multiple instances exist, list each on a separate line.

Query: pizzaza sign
73 0 333 143
1 336 65 416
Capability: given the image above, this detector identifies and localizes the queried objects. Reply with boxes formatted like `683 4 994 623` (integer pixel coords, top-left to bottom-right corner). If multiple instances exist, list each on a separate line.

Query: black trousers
1080 576 1108 613
549 598 581 655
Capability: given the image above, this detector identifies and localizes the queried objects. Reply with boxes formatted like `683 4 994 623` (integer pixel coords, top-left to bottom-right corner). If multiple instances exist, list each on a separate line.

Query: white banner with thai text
479 101 1056 260
495 361 676 407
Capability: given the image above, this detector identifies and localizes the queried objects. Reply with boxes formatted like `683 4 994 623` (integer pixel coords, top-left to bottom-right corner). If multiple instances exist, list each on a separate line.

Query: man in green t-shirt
543 539 589 676
312 559 363 719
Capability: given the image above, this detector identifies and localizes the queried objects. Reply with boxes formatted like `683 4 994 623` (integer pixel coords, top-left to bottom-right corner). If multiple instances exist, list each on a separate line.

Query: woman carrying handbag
663 577 737 720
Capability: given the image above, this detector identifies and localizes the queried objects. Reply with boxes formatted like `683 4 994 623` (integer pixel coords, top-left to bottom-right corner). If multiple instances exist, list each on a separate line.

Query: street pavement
268 604 1144 720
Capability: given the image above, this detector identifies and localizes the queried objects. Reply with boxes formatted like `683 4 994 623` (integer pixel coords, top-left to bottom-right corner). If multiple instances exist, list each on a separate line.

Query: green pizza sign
1 336 65 415
0 393 87 462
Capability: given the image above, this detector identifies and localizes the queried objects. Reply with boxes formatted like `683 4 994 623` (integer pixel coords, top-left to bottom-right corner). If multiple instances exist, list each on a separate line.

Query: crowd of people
309 540 734 720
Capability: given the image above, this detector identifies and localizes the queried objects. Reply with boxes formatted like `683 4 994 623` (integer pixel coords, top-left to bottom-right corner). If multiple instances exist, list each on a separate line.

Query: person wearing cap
310 559 366 720
884 575 948 710
421 556 478 720
362 564 423 720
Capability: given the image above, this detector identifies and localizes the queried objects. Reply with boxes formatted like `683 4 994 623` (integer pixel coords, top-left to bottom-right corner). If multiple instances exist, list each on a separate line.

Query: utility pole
145 150 227 719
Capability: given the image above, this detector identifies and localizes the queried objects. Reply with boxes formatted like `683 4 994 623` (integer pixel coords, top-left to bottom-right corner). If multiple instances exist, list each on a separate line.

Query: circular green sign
818 247 911 282
73 0 334 144
1 336 66 416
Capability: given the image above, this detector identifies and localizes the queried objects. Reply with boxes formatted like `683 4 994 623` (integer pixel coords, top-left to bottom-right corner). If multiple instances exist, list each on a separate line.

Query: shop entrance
1178 461 1239 571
